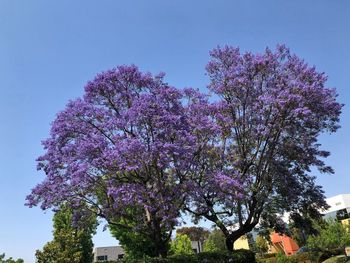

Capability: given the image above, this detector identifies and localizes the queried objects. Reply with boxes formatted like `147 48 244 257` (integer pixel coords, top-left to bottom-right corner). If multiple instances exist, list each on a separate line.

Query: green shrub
256 251 335 263
197 251 227 262
197 249 255 263
229 249 256 263
116 249 256 263
167 254 197 263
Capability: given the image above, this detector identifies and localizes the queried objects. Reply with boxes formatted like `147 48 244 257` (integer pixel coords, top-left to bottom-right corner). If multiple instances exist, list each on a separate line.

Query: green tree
255 235 269 256
35 205 97 263
0 254 24 263
307 219 350 251
108 205 171 259
203 229 226 252
170 234 194 255
110 222 164 259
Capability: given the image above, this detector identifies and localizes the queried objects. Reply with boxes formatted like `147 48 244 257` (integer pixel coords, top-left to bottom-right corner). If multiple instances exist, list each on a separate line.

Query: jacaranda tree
27 45 342 255
26 65 213 257
185 45 342 251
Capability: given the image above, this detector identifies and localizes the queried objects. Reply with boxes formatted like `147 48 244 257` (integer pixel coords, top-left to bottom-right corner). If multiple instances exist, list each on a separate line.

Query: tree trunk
225 224 256 252
226 237 234 252
225 231 243 252
157 241 168 258
151 217 169 258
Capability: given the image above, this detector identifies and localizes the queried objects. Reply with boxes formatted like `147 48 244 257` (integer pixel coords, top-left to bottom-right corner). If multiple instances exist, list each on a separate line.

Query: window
97 255 108 261
118 254 124 259
336 209 350 220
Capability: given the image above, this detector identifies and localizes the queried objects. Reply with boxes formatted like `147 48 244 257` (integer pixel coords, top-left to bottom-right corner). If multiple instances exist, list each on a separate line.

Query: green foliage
307 219 350 251
275 253 290 263
109 220 163 258
0 254 24 263
203 229 226 252
289 214 324 247
256 251 334 263
108 205 171 258
166 254 197 263
170 234 194 255
116 250 255 263
197 250 256 263
256 235 269 255
35 205 97 263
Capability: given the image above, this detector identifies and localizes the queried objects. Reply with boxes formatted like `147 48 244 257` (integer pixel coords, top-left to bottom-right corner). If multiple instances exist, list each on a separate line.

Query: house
93 246 125 262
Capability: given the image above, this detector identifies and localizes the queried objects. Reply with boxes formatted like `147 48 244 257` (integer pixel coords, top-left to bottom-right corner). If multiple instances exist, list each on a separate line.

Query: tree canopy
185 45 342 250
27 45 342 255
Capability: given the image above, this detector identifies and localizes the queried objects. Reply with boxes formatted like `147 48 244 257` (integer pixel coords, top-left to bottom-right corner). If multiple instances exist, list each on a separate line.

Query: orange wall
270 232 299 255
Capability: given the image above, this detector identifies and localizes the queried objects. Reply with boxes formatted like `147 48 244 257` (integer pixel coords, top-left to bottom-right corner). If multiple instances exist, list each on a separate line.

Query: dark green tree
109 208 169 259
36 205 97 263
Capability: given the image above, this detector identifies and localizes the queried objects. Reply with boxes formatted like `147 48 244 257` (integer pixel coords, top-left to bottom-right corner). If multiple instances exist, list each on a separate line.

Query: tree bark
225 223 257 252
151 217 169 258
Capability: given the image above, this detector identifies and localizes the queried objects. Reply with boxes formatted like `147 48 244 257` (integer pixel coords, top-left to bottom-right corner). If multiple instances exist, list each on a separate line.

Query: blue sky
0 1 349 262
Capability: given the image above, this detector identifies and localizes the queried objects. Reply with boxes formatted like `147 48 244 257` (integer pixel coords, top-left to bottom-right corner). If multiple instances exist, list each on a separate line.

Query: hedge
257 251 337 263
111 249 256 263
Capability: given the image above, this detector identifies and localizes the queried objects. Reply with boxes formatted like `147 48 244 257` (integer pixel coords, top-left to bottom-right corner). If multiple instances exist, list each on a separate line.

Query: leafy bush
307 220 350 251
116 249 256 263
197 249 256 263
197 251 227 262
256 251 335 263
167 254 197 263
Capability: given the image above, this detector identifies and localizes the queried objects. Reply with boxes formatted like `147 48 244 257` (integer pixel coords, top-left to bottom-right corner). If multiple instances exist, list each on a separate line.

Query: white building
191 240 203 253
323 194 350 220
93 246 125 262
94 241 204 262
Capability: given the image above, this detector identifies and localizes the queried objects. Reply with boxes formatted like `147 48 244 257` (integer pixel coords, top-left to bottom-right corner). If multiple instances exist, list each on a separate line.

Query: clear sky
0 1 349 262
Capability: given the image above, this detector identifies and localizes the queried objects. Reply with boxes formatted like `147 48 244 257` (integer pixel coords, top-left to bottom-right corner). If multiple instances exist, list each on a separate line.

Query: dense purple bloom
185 45 342 250
26 65 212 257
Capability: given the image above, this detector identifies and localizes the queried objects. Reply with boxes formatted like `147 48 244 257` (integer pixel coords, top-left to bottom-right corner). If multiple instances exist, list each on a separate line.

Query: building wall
324 194 350 214
94 240 205 261
270 232 299 256
93 246 125 262
191 240 203 253
233 236 250 250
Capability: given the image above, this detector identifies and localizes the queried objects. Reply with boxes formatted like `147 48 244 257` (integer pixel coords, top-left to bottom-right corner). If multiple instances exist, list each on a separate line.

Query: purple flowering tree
26 65 212 257
185 45 342 251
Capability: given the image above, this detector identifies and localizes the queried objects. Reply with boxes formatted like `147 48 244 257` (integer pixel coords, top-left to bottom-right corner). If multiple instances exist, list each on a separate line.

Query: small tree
307 219 350 251
36 205 96 263
170 234 194 255
203 229 226 252
109 215 165 259
255 235 269 256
